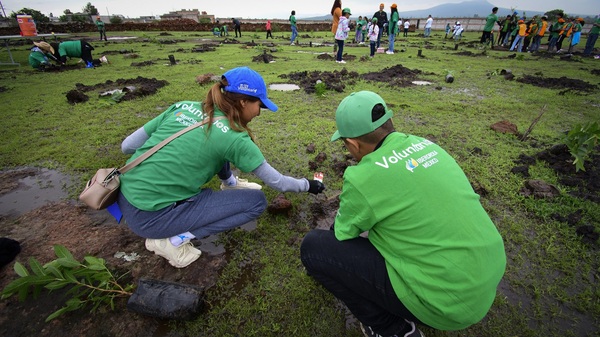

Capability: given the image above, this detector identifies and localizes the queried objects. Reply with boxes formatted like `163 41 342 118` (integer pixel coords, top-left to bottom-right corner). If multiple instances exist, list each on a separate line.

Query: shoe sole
146 241 201 268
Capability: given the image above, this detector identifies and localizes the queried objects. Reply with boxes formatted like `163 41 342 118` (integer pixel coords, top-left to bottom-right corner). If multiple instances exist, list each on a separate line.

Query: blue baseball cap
222 67 278 112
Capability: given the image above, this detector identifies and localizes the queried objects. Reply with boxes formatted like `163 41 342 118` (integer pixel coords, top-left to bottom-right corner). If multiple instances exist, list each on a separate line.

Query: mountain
302 1 548 20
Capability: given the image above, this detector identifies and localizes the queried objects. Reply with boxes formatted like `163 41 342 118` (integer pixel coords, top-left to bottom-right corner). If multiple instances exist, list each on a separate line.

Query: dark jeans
584 33 598 55
234 25 241 37
480 31 493 45
266 30 273 39
336 39 344 61
376 25 383 48
300 229 424 336
370 41 377 56
99 29 107 41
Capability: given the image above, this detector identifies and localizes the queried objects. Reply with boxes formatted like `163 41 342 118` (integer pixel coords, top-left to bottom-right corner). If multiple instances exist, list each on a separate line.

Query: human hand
307 180 326 195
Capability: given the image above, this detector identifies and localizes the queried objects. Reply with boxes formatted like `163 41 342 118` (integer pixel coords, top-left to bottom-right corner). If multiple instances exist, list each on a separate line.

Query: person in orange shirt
331 0 342 53
529 15 548 52
557 17 573 52
510 19 527 52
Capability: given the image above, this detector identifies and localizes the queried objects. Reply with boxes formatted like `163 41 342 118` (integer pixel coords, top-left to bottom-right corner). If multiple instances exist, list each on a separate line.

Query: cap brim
330 130 341 142
260 98 278 112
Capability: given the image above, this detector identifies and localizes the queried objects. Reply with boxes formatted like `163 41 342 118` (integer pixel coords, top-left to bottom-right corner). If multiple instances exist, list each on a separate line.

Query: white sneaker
291 42 295 45
99 55 108 63
220 176 262 190
338 60 346 64
145 238 201 268
386 50 394 54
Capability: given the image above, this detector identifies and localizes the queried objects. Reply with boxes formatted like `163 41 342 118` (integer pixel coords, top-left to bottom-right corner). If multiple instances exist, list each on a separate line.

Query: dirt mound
513 144 600 245
362 64 423 87
67 76 169 104
130 60 155 67
279 68 359 93
252 52 277 63
517 75 597 92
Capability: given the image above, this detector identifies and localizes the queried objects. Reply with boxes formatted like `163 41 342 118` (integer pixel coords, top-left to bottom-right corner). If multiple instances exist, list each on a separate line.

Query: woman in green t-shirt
117 67 325 268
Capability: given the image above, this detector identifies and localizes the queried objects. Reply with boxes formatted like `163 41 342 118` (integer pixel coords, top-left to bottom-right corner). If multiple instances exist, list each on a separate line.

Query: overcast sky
1 0 594 19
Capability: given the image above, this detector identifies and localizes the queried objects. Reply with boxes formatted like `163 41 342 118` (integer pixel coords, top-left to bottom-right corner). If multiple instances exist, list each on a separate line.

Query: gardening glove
307 180 326 195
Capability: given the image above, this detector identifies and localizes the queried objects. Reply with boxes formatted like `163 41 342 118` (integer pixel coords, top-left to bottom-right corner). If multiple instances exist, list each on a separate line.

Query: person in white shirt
424 15 433 37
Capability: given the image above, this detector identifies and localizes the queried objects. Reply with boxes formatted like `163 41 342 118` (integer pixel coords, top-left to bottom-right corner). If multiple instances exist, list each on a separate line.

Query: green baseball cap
330 91 393 142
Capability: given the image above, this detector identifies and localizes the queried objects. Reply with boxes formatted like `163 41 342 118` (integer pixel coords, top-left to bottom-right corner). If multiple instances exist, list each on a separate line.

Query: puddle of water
196 220 256 255
412 81 432 85
107 36 138 40
0 168 73 217
269 83 300 91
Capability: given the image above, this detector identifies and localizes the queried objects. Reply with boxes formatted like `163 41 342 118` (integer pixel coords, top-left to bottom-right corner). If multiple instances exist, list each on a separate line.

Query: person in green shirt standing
480 7 498 47
583 14 600 55
95 16 107 41
289 10 297 45
301 91 506 337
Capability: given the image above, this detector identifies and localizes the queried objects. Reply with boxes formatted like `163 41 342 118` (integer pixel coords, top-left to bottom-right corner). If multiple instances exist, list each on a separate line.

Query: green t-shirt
484 13 498 32
289 15 296 28
28 50 49 69
58 41 82 58
592 18 600 35
95 20 105 31
334 132 506 330
120 101 265 211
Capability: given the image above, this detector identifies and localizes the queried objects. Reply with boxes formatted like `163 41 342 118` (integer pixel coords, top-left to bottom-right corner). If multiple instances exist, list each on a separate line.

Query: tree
9 8 50 23
82 2 99 15
544 9 566 20
109 16 123 24
64 9 73 15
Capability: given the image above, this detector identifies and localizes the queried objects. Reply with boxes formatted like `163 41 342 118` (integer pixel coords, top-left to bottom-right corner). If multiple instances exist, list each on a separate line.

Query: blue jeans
336 39 344 61
291 26 298 43
300 229 424 336
511 35 524 52
584 33 599 55
377 26 383 48
118 163 267 239
424 27 431 37
388 32 396 52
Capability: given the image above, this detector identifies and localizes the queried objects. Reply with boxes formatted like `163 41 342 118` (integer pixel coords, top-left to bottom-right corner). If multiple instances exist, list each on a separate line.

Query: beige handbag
79 117 224 210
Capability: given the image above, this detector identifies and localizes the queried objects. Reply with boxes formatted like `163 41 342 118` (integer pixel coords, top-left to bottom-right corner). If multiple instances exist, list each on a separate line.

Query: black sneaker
360 320 425 337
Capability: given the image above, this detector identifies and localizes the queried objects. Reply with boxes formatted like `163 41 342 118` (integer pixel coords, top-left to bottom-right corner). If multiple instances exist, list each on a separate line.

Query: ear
344 138 361 153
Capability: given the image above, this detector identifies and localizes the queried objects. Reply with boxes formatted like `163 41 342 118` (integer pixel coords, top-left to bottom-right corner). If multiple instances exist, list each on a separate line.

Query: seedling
1 245 134 322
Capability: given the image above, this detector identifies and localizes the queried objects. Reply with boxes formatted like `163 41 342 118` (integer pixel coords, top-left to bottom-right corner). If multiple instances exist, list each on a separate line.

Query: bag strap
118 116 226 175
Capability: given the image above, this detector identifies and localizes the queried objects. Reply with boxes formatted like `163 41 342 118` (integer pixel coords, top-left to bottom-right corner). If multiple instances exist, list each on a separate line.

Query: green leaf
1 276 32 298
45 280 70 290
45 307 68 322
29 258 46 276
84 256 106 267
63 269 77 283
53 245 74 260
13 262 29 277
44 264 64 278
56 257 81 268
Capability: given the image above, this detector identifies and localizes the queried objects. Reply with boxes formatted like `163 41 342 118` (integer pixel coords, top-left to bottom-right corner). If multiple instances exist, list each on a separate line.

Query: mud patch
252 52 277 63
513 144 600 244
279 68 359 94
517 75 597 92
130 60 155 67
192 44 217 53
71 77 169 102
362 64 424 87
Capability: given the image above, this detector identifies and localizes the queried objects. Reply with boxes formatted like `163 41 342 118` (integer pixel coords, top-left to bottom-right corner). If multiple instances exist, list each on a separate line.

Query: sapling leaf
29 258 46 277
14 261 29 277
54 244 74 260
56 257 81 268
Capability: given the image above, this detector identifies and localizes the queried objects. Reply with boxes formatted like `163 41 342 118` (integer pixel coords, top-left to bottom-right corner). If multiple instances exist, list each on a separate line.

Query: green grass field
0 29 598 336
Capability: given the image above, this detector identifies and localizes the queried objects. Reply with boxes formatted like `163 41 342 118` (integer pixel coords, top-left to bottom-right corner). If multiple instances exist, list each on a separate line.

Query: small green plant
1 245 134 322
563 121 600 172
314 80 327 97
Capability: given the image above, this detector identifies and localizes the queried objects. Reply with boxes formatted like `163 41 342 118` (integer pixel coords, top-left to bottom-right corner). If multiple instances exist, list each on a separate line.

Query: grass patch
0 30 598 336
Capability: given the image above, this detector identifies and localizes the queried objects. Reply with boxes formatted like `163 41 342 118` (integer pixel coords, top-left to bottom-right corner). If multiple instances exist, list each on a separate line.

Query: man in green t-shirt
95 16 107 41
480 7 499 47
583 14 600 55
301 91 506 337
